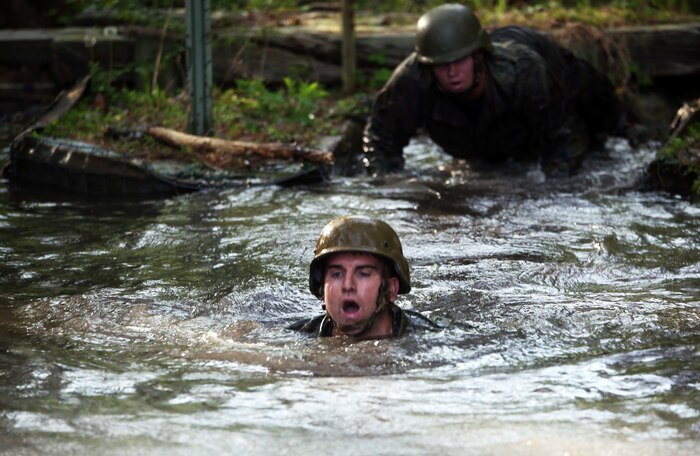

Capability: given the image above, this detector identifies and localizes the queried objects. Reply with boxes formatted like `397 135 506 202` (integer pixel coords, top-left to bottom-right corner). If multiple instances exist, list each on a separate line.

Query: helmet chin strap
332 281 392 338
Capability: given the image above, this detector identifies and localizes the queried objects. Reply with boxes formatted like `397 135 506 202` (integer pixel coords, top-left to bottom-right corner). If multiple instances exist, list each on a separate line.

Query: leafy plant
657 122 700 199
359 54 394 90
661 124 700 161
214 77 328 140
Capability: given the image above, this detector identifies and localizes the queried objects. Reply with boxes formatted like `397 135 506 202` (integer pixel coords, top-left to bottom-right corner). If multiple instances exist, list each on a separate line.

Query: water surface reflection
1 138 698 454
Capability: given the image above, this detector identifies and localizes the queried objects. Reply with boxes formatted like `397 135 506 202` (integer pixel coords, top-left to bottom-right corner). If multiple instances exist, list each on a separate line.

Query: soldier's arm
511 49 565 155
514 49 593 174
362 55 430 175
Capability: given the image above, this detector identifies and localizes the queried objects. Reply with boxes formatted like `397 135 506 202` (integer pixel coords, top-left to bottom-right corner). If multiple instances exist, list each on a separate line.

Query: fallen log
16 74 90 139
145 126 334 166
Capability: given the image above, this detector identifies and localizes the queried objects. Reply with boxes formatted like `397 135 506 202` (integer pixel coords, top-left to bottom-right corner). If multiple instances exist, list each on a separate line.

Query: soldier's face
433 55 475 94
322 252 398 337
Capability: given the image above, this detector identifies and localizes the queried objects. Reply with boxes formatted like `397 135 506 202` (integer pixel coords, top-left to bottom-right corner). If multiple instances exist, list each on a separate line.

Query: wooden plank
0 30 54 65
606 23 700 77
0 23 698 87
244 23 700 79
213 39 340 84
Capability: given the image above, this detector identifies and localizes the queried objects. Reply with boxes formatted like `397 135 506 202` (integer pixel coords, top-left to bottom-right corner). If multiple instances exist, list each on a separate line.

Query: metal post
186 0 213 136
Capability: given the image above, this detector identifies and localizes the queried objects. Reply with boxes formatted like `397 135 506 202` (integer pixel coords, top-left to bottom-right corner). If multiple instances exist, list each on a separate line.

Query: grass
41 77 368 167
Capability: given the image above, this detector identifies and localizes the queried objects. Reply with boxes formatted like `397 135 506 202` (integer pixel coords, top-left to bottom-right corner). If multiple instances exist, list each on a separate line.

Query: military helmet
309 216 411 298
415 3 493 65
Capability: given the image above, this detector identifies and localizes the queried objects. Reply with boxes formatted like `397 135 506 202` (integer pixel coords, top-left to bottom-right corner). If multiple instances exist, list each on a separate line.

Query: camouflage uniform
288 303 440 338
363 26 622 175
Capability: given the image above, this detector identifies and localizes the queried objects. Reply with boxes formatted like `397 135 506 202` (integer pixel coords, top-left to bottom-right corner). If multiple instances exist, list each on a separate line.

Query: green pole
186 0 213 135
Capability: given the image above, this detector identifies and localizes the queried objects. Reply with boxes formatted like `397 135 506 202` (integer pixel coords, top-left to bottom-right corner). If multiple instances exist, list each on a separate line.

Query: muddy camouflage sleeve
362 55 432 174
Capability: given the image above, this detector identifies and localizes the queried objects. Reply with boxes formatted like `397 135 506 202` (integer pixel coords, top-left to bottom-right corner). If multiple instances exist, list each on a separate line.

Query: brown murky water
1 137 699 455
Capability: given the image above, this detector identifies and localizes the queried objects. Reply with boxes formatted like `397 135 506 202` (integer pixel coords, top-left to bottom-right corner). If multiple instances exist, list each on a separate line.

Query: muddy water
1 138 699 455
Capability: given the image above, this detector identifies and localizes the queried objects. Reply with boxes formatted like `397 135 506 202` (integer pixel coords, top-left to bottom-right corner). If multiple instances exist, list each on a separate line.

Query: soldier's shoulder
287 314 327 335
402 309 446 332
490 41 548 99
492 39 543 71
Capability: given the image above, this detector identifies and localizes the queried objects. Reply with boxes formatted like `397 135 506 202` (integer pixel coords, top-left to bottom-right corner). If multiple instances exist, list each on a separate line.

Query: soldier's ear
387 276 399 302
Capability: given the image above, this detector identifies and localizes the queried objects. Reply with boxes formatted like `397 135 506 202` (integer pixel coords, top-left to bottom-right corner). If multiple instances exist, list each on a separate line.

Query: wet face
432 54 476 94
322 252 399 338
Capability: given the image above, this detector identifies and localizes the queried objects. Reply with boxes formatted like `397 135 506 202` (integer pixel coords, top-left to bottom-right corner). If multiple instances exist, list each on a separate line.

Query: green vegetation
42 74 360 163
361 54 394 90
214 77 329 140
37 0 698 168
470 1 696 29
659 123 700 199
662 125 700 163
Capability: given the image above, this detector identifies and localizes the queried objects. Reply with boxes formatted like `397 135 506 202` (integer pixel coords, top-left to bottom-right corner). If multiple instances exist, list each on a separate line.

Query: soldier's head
309 216 411 338
415 4 492 97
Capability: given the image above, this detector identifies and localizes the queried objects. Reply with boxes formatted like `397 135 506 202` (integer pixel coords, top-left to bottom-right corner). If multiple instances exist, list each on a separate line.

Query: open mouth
445 82 465 93
342 300 360 315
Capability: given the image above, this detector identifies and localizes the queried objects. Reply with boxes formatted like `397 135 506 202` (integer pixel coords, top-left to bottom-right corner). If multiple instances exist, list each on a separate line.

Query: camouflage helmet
415 3 493 65
309 216 411 298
